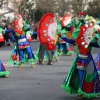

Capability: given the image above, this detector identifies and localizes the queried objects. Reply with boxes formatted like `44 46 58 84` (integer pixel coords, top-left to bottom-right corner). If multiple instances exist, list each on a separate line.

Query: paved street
0 41 100 100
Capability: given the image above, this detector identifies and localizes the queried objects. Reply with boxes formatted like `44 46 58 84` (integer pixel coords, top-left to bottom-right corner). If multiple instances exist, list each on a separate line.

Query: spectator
1 22 7 47
10 24 15 41
5 24 15 46
0 26 5 47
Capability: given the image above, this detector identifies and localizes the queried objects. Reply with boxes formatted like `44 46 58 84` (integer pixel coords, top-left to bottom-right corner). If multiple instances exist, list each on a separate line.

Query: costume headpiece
78 12 85 16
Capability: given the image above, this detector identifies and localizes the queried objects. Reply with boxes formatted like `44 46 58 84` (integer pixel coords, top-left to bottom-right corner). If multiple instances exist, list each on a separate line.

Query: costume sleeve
91 34 100 47
5 29 14 33
90 42 100 48
5 29 10 33
62 37 75 45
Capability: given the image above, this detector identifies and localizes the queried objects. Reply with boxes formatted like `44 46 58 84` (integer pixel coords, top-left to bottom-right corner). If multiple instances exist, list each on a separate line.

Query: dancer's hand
58 34 62 37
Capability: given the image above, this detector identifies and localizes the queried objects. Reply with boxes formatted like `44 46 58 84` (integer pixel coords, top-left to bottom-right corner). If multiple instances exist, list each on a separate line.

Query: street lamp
28 0 36 23
33 8 35 23
82 0 86 12
25 9 28 21
32 4 36 23
82 4 84 12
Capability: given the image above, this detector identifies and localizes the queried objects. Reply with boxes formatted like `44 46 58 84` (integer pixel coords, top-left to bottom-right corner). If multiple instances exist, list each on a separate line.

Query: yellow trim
54 35 58 45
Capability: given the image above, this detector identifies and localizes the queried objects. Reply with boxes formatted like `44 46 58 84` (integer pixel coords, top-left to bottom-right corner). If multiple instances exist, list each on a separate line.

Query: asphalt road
0 41 100 100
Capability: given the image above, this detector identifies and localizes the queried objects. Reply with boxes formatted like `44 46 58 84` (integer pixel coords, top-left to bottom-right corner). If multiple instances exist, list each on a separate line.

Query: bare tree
0 0 17 17
86 0 100 17
0 0 4 8
0 0 34 21
71 0 83 15
35 0 70 16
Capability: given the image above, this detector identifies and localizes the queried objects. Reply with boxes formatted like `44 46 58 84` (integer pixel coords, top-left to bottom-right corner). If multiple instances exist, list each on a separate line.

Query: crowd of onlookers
0 21 38 48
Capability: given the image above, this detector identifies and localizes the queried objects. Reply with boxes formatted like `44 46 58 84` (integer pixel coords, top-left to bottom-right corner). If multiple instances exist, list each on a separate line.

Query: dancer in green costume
8 15 35 68
57 19 74 56
60 16 100 99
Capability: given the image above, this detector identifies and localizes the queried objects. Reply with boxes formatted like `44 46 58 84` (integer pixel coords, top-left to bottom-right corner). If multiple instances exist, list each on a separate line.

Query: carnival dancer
0 60 9 78
8 14 35 68
60 15 100 99
57 15 74 56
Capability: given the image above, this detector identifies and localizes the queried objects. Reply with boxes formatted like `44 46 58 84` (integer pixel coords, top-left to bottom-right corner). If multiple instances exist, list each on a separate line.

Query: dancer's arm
62 37 75 45
58 34 75 45
90 42 100 48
